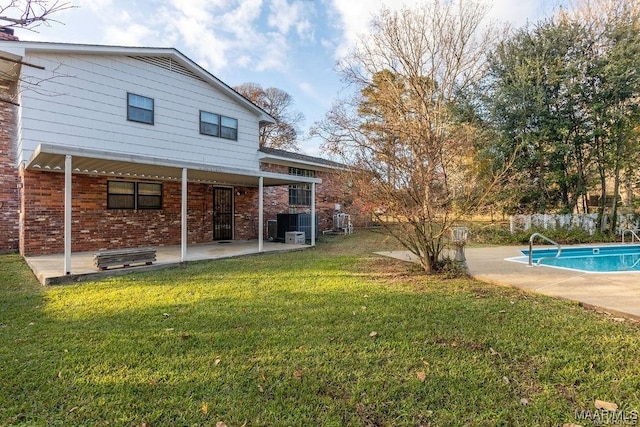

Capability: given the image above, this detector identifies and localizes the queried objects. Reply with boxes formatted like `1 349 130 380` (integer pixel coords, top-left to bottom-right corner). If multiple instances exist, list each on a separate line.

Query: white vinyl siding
17 53 261 169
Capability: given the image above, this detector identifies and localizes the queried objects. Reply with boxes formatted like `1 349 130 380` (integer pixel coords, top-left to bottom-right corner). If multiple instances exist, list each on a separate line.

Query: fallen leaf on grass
594 399 618 411
258 385 264 393
520 398 529 406
369 331 378 338
416 371 426 382
293 369 303 379
502 376 510 384
216 422 227 427
201 402 208 415
214 358 221 366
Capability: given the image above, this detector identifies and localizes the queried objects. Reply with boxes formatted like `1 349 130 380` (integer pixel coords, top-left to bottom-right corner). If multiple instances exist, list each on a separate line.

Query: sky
13 0 567 157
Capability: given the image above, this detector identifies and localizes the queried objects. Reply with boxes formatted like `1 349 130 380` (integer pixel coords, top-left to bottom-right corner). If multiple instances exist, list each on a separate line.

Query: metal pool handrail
624 257 640 271
621 229 640 243
528 232 562 267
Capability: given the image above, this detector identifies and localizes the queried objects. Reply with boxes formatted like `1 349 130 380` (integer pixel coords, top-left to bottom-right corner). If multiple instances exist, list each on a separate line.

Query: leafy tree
485 0 640 230
234 82 304 151
313 2 506 273
485 19 593 214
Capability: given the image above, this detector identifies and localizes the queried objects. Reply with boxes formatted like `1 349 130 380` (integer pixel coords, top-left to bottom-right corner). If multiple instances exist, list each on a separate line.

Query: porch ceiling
26 144 321 187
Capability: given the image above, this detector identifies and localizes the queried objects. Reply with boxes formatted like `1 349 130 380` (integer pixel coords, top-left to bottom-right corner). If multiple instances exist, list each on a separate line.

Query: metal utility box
267 220 277 241
285 231 305 244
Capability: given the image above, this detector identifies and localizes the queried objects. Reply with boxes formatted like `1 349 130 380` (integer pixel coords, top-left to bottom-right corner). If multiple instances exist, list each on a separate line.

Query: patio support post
181 168 187 262
258 176 264 252
311 182 316 247
64 155 72 275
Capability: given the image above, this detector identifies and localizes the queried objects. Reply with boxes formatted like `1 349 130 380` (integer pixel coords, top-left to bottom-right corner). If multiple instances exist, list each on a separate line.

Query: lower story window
108 181 162 209
289 184 311 206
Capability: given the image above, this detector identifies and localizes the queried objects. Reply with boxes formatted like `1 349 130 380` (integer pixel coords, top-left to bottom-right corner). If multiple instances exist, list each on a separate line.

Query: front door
213 187 233 240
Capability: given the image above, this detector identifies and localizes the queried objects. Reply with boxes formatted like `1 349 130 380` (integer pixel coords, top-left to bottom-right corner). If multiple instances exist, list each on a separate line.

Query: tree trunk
610 162 621 236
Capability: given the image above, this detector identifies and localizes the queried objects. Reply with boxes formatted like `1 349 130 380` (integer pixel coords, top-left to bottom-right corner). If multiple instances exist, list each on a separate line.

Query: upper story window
289 167 315 178
107 180 162 210
200 110 238 140
127 93 154 125
288 168 315 206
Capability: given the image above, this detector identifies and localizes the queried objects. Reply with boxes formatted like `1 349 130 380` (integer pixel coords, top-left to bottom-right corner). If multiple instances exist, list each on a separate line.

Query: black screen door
213 187 233 240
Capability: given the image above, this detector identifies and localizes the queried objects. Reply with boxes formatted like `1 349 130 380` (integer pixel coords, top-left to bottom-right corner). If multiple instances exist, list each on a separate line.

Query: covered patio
25 240 310 285
23 144 321 279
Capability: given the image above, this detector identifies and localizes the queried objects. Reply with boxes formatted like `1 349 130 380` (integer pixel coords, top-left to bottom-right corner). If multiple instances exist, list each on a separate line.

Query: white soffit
26 144 320 187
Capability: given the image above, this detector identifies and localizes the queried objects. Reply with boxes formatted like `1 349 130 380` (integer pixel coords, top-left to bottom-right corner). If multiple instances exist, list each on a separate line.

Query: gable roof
259 147 346 170
0 40 276 125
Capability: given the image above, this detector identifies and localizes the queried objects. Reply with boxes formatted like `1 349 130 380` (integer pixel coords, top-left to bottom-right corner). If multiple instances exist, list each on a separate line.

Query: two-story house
0 38 352 274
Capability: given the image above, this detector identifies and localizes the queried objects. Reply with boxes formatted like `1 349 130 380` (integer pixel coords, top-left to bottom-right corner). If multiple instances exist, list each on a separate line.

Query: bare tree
0 0 73 106
234 82 304 151
313 2 508 273
1 0 73 31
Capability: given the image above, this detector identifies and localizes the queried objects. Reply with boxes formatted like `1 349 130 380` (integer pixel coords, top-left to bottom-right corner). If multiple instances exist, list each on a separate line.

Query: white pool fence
509 214 640 235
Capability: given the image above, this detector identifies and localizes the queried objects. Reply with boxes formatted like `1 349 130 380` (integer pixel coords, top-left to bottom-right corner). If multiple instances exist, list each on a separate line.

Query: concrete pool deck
377 246 640 320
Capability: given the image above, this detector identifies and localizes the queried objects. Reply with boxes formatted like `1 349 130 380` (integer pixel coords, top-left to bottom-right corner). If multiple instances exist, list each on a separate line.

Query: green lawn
1 231 639 426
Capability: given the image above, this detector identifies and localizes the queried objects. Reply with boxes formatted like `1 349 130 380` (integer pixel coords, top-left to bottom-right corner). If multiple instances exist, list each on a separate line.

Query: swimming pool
508 244 640 273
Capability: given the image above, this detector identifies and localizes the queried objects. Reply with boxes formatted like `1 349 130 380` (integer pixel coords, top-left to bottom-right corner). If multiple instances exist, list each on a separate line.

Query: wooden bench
93 248 156 271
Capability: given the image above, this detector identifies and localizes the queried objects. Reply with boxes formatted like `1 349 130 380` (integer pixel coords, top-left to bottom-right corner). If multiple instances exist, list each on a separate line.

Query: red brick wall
0 80 19 253
19 161 364 255
0 30 19 41
234 187 260 240
260 162 359 234
20 172 232 256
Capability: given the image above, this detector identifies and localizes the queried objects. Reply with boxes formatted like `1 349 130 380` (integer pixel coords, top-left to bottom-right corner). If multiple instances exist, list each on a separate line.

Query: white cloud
268 0 299 33
329 0 566 61
150 1 264 72
298 81 314 95
255 32 289 72
329 0 390 59
98 9 157 46
74 0 114 12
267 0 314 42
104 22 156 46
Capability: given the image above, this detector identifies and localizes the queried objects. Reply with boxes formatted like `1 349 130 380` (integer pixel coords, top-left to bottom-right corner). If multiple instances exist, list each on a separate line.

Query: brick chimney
0 26 20 252
0 28 19 41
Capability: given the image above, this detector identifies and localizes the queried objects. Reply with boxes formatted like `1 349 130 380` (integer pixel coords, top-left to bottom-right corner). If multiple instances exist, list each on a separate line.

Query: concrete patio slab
376 246 640 320
25 240 309 285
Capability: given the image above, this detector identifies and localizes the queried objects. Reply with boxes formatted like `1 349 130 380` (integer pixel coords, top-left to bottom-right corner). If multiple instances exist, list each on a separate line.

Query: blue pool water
509 244 640 273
